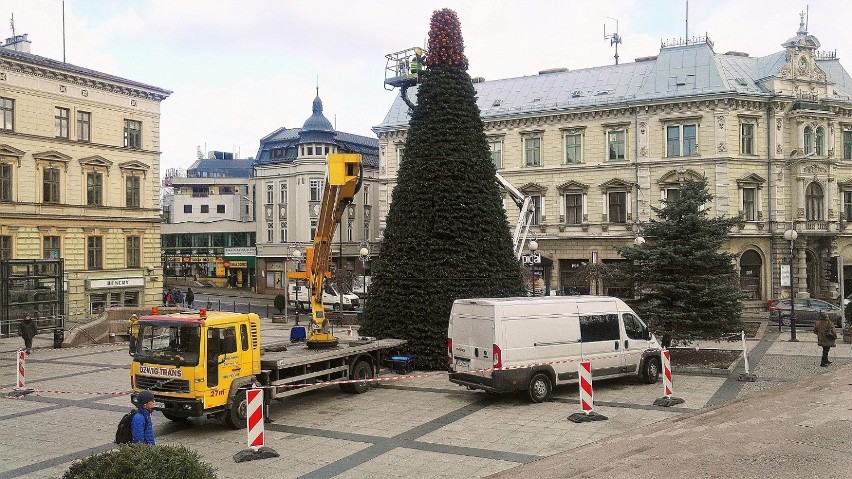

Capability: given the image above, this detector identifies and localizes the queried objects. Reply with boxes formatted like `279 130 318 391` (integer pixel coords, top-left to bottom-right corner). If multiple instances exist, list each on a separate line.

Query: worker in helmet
410 48 426 77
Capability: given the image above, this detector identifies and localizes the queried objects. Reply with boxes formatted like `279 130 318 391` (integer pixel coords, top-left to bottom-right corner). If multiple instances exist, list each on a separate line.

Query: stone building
252 93 379 294
0 35 171 319
374 19 852 310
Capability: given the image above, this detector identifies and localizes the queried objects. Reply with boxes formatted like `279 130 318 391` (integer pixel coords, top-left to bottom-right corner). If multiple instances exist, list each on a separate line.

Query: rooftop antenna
9 13 15 50
685 0 689 40
604 17 622 65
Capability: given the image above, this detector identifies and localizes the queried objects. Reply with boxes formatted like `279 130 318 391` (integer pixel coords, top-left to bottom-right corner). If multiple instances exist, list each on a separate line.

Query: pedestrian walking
186 287 195 307
166 289 174 307
131 390 156 445
813 312 837 367
19 313 37 354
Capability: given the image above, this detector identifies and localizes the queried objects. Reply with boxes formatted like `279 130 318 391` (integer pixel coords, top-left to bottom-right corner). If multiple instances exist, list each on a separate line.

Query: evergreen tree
360 9 525 368
615 176 743 345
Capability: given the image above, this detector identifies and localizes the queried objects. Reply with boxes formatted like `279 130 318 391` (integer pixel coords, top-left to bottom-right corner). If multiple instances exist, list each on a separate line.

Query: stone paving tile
336 448 520 479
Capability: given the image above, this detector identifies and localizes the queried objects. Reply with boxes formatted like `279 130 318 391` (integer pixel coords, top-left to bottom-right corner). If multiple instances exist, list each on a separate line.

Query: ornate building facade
374 19 852 308
0 35 171 319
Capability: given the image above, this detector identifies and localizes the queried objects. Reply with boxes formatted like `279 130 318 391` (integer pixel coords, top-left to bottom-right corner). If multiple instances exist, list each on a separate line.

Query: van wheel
642 357 661 384
345 360 373 394
528 373 552 403
224 389 248 429
333 303 341 311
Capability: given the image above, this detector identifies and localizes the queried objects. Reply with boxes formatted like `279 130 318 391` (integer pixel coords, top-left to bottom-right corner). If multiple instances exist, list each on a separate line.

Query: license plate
153 401 165 409
455 359 470 371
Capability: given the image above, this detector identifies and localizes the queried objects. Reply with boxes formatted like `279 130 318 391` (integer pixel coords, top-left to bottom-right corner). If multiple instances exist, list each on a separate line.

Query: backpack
114 409 137 444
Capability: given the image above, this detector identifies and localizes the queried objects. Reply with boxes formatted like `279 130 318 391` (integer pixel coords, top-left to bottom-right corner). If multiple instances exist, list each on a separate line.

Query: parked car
769 298 842 328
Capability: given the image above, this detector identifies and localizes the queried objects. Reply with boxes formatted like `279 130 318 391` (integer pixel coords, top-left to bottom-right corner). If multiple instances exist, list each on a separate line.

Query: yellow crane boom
287 153 362 348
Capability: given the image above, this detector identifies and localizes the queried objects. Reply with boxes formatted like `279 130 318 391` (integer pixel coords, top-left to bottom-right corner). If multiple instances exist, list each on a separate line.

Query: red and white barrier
738 330 756 382
246 388 264 449
579 361 594 412
17 349 25 389
653 348 685 407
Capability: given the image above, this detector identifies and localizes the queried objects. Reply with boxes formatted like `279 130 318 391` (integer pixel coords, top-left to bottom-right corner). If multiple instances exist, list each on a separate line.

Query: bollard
8 349 34 397
568 361 607 422
233 387 279 463
653 349 685 407
738 330 757 382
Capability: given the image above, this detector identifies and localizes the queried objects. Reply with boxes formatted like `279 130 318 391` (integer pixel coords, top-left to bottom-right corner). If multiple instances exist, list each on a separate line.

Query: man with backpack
131 390 156 444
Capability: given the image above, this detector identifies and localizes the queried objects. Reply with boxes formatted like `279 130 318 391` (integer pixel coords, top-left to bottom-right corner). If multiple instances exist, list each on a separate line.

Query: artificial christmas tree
360 9 524 368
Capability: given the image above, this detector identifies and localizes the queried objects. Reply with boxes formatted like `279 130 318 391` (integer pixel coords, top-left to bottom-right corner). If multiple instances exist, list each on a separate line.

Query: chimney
3 34 32 53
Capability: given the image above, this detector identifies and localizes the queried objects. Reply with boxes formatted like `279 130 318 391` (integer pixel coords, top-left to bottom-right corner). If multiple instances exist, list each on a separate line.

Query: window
0 163 11 202
364 222 370 240
579 314 620 342
55 107 69 138
622 314 649 340
564 133 582 164
363 184 370 206
844 131 852 160
267 222 274 242
191 186 208 197
347 220 353 242
87 236 103 270
280 220 287 243
742 188 756 221
489 139 503 169
272 147 284 158
815 126 825 156
124 119 141 148
200 204 209 213
127 236 141 268
741 123 755 155
397 147 405 167
86 172 103 206
77 111 91 142
806 182 824 220
310 219 318 241
43 236 60 259
565 193 582 224
664 188 680 204
804 126 814 155
0 97 13 130
240 324 250 351
530 195 542 225
310 179 325 202
524 137 541 166
666 124 697 157
217 204 225 213
845 191 852 221
607 129 626 160
608 191 627 223
307 145 314 156
280 183 287 204
266 183 274 204
43 168 60 203
184 205 192 213
126 176 140 208
0 235 11 260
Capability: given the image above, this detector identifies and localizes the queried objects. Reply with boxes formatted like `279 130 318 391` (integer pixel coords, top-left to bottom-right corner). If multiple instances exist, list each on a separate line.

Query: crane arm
288 153 362 348
495 173 534 260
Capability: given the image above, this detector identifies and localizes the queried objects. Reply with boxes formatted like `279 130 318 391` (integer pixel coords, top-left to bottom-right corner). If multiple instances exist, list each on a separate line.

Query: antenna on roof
604 17 622 65
9 13 15 49
685 0 689 40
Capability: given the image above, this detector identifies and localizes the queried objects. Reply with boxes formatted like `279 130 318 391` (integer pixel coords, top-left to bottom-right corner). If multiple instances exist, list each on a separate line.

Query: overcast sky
1 0 848 176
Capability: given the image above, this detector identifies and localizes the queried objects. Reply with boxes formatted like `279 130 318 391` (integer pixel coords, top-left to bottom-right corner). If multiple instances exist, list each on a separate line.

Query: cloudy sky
1 0 848 176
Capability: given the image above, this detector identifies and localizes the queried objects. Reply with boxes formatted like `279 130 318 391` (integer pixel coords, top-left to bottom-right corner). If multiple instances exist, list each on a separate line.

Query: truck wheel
642 356 661 384
162 411 189 423
348 360 373 394
224 389 248 429
527 373 552 403
333 303 341 311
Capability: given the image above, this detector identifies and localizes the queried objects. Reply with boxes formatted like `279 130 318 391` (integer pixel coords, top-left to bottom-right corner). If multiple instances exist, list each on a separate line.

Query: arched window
815 126 825 156
804 126 814 155
739 250 762 300
806 182 824 220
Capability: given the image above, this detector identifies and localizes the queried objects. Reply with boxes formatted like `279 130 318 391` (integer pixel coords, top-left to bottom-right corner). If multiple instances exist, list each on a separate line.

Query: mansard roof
375 31 852 131
254 128 379 168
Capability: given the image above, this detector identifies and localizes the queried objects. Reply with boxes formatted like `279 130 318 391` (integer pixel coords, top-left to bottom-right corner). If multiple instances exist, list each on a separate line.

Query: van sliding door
577 312 622 377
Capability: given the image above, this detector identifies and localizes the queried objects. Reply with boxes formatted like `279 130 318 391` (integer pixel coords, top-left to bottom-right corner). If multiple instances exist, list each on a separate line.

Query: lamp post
292 248 302 326
359 243 370 306
529 239 540 296
784 228 798 342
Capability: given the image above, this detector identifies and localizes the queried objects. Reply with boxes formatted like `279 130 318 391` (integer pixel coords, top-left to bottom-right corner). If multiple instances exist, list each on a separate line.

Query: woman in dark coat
813 312 837 367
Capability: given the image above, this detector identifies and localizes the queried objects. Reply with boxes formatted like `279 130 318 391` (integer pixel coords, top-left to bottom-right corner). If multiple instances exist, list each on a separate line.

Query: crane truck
129 153 405 428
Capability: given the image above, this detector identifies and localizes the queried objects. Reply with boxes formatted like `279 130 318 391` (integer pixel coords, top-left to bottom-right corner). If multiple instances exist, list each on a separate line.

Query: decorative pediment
556 180 589 192
599 178 635 191
78 155 114 168
657 168 703 186
837 179 852 190
118 160 150 171
0 144 25 158
33 150 72 163
519 182 547 194
736 173 767 187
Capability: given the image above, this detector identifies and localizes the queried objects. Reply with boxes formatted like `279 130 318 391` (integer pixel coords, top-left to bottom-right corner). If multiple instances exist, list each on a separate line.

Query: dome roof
301 95 334 133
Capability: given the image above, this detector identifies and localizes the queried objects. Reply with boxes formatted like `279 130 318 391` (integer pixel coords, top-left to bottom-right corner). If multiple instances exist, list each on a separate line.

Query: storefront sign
225 261 248 268
225 247 256 257
88 277 145 289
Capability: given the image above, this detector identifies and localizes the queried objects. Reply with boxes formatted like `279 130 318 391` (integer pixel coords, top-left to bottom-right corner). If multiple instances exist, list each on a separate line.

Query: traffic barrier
347 326 353 336
5 349 34 397
233 387 279 463
653 349 685 407
568 361 607 423
738 331 756 382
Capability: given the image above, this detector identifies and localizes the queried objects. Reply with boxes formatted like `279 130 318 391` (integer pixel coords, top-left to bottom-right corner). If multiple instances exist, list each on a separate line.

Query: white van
288 283 360 311
447 296 662 402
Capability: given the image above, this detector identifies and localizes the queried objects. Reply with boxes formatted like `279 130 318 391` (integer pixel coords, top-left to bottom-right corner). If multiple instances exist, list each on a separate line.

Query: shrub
62 443 217 479
274 293 287 314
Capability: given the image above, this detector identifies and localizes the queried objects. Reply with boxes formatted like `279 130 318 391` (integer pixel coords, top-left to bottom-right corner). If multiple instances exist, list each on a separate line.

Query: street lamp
783 228 798 342
292 248 302 326
358 242 370 297
529 239 539 296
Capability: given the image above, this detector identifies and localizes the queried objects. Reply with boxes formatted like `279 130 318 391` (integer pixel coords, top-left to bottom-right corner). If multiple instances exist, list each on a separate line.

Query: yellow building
375 20 852 312
0 35 171 320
